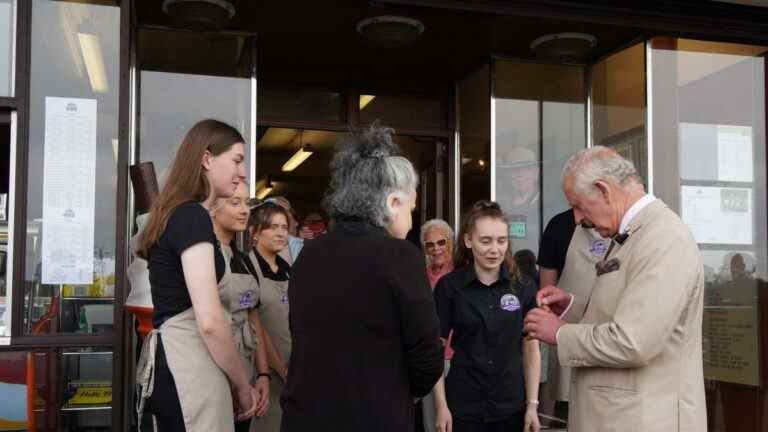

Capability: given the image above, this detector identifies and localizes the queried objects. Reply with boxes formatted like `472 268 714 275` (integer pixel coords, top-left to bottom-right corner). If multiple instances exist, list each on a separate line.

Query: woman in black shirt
281 124 444 432
247 201 292 432
433 201 541 432
136 119 257 431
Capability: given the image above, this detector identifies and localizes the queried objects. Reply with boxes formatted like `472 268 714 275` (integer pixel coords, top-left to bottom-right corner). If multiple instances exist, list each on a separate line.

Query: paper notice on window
41 97 97 285
681 185 752 245
717 125 753 182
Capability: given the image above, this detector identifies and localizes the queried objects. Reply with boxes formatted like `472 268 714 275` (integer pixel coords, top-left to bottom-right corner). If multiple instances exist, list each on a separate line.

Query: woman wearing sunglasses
433 200 541 432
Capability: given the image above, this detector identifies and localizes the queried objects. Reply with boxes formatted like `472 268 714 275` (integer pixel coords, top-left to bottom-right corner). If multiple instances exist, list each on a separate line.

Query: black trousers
453 414 524 432
144 338 186 431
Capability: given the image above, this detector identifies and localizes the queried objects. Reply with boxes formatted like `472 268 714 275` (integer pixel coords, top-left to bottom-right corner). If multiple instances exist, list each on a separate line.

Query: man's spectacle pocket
596 257 621 276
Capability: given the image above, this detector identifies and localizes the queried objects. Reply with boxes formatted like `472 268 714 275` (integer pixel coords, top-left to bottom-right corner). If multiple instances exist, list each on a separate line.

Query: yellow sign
64 381 112 407
703 306 760 386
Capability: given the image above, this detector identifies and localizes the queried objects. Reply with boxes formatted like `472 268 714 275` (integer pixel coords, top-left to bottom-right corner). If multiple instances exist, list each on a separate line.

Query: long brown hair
454 200 517 278
137 119 245 258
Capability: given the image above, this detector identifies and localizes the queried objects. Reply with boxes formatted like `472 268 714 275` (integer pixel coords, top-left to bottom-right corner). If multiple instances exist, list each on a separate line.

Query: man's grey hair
420 219 454 244
325 124 418 227
562 146 641 196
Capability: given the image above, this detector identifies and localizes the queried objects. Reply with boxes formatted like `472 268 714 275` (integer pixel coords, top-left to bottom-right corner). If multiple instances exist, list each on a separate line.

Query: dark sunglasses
424 238 448 250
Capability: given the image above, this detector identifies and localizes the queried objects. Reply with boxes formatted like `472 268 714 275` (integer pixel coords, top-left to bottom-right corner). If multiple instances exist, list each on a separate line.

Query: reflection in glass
23 0 120 335
651 38 767 432
0 0 14 97
591 43 646 181
458 64 490 214
139 71 252 184
494 61 585 255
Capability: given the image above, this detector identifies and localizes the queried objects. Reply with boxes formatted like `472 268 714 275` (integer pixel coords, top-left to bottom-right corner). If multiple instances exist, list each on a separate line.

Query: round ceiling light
356 15 425 49
162 0 236 31
530 32 597 63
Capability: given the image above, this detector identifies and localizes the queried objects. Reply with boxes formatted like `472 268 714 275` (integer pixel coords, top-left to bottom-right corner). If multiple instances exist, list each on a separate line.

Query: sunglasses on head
425 238 448 250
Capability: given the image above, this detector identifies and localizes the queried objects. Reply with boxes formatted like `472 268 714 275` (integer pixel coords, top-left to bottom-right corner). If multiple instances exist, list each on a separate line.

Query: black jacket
281 219 444 432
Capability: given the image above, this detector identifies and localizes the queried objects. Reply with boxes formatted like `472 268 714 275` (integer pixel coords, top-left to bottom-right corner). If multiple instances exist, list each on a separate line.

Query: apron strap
136 329 159 423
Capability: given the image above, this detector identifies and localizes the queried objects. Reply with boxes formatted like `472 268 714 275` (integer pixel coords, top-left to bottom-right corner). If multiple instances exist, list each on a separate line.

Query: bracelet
526 399 539 406
256 373 271 381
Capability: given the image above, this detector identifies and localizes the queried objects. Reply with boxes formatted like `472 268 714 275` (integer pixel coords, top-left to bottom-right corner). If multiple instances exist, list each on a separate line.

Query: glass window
591 43 647 181
258 85 343 124
494 61 585 256
0 0 14 97
0 348 111 430
0 112 10 339
139 29 253 187
23 0 120 335
359 93 445 130
650 37 768 432
458 64 490 215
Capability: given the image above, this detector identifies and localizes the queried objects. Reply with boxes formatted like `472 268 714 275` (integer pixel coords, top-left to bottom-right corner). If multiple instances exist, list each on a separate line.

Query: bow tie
613 232 629 245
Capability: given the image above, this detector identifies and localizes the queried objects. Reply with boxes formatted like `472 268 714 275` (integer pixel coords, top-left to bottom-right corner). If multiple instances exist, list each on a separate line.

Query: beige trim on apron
249 250 291 432
137 305 235 432
551 226 605 401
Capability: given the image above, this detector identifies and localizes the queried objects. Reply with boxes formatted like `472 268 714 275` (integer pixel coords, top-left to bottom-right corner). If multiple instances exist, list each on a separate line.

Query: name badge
239 291 255 308
500 294 520 312
589 239 608 257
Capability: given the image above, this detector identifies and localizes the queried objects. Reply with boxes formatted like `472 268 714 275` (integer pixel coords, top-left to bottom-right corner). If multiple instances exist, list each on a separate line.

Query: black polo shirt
253 250 290 281
433 266 537 422
538 208 576 277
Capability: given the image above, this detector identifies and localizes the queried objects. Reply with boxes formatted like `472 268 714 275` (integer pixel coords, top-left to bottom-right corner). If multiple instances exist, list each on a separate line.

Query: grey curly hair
562 146 641 196
324 124 418 227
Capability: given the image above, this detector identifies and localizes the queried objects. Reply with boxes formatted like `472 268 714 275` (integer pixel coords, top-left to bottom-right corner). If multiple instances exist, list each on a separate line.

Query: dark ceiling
135 1 645 93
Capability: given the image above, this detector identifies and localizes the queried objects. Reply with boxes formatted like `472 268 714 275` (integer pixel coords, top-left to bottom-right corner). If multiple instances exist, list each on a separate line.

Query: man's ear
594 180 612 203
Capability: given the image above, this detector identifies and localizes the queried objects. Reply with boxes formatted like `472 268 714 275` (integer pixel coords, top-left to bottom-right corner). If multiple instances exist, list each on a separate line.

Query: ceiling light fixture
78 21 108 93
256 177 274 200
360 94 376 110
282 131 314 172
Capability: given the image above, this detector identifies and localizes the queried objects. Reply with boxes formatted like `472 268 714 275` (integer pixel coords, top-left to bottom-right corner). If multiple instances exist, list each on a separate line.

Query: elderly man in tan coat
524 146 706 432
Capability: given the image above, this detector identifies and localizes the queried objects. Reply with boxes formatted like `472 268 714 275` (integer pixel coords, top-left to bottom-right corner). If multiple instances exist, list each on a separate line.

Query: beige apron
249 250 291 432
551 226 605 401
220 246 261 382
137 305 234 432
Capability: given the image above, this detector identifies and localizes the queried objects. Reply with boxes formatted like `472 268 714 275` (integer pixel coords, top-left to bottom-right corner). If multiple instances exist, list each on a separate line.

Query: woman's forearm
432 374 448 409
198 315 251 390
259 321 287 377
523 337 541 404
249 311 270 374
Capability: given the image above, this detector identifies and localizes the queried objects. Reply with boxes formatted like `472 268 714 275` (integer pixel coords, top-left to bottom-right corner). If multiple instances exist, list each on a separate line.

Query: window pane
359 93 444 129
650 37 768 432
258 85 342 123
1 113 9 338
23 0 120 335
0 349 57 429
0 0 14 97
458 64 490 214
139 29 253 186
591 43 647 182
494 61 585 256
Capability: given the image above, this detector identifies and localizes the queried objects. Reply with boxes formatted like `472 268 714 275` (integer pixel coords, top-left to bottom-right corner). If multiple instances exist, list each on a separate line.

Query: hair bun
352 123 399 160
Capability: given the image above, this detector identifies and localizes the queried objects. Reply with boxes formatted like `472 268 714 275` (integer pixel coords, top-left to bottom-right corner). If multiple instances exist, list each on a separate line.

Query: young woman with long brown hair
136 119 257 431
432 200 541 432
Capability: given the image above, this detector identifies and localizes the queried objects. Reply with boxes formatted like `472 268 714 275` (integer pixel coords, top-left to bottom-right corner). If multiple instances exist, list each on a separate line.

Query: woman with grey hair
281 124 444 432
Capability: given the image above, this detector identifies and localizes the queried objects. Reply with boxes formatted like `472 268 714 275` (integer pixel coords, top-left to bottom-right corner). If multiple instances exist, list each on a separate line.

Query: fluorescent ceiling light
78 32 109 93
256 179 274 199
282 144 314 172
360 94 376 110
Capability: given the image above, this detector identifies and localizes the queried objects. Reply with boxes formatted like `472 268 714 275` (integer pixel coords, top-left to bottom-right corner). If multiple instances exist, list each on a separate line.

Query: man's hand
524 308 565 346
536 285 573 317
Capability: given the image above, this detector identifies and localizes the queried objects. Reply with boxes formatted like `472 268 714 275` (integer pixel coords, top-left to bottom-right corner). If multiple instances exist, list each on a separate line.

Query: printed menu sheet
41 97 97 284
